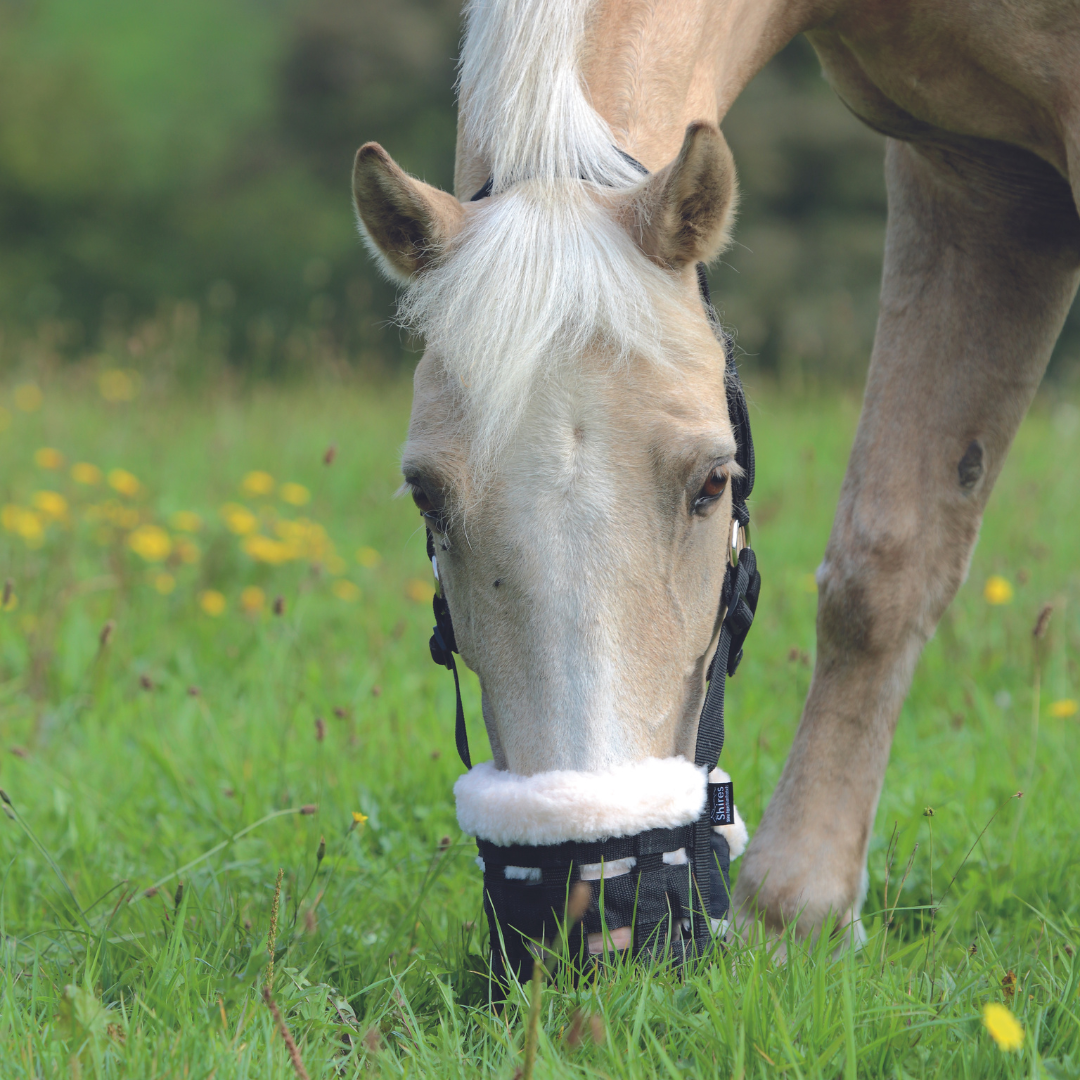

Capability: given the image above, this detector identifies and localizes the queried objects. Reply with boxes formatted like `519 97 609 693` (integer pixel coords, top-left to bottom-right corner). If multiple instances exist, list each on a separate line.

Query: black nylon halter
425 159 761 981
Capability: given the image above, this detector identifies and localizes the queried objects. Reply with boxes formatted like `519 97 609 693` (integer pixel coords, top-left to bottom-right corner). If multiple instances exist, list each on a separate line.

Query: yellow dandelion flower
280 482 310 506
1049 698 1078 718
984 576 1013 605
1 506 44 547
32 491 68 522
221 503 258 535
71 462 102 485
273 517 329 560
356 546 381 568
108 469 141 497
34 447 64 470
983 1003 1024 1052
14 383 42 412
97 368 138 403
170 510 203 533
199 590 226 617
153 572 176 595
175 537 201 564
332 579 361 602
128 524 172 562
241 470 275 497
240 585 265 614
352 811 368 827
242 534 294 565
405 578 434 604
0 405 10 431
0 505 18 533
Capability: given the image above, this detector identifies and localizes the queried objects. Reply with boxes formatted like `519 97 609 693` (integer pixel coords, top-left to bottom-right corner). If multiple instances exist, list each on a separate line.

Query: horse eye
700 467 728 499
411 487 434 514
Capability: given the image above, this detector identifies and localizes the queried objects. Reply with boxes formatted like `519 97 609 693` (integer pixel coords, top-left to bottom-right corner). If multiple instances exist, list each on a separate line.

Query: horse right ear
352 143 465 282
625 122 738 270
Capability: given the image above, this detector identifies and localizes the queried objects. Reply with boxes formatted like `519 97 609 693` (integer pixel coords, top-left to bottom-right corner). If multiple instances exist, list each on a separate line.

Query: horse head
353 124 742 781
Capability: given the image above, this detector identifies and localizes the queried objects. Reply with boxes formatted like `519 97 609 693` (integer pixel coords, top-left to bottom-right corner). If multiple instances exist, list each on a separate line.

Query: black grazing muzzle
423 163 761 984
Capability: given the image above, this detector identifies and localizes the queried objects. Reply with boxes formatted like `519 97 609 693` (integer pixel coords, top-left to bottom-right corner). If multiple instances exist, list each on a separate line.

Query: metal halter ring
730 519 750 567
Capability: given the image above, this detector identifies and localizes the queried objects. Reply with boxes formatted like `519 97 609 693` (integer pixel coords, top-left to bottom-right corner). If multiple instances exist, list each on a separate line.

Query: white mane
398 0 712 472
457 0 643 191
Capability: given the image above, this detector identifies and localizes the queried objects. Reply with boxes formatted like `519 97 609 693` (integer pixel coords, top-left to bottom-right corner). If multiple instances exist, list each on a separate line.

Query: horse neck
453 0 833 197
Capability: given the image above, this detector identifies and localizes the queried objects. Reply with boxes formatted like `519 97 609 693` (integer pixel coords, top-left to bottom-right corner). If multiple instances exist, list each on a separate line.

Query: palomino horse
353 0 1080 944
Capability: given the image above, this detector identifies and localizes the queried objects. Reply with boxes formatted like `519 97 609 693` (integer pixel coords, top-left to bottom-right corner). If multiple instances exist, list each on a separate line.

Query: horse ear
353 143 465 281
628 123 738 269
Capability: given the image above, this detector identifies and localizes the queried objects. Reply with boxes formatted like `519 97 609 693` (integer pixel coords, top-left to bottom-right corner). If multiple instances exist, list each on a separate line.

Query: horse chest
805 15 1070 180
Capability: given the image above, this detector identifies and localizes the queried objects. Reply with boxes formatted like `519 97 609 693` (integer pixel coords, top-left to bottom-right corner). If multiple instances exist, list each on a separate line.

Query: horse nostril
957 440 984 490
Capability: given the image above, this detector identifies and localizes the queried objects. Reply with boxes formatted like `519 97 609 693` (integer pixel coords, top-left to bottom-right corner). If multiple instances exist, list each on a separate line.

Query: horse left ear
626 122 738 270
353 143 465 281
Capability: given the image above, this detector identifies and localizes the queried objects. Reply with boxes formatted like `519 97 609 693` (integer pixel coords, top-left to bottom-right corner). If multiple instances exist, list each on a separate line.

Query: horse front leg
733 136 1080 940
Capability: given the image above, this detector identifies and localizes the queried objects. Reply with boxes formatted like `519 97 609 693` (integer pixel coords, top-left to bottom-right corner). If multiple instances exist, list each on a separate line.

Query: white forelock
398 182 704 474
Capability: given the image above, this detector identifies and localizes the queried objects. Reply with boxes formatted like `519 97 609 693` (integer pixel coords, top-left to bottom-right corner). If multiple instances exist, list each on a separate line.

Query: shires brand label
708 781 735 826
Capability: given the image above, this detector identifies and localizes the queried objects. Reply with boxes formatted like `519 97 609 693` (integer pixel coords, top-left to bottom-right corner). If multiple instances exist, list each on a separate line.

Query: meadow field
0 369 1077 1078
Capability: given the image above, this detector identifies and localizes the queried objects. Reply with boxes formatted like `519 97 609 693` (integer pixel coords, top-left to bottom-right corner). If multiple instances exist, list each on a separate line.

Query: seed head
316 835 325 864
273 596 285 616
590 1013 605 1045
267 868 284 992
174 881 184 909
333 706 349 719
923 806 934 817
2 579 12 607
187 685 200 697
370 685 381 697
139 674 153 691
323 444 337 465
0 789 11 805
1033 603 1053 640
314 716 326 742
99 620 115 647
300 803 318 815
438 835 451 851
566 1010 585 1048
567 880 592 923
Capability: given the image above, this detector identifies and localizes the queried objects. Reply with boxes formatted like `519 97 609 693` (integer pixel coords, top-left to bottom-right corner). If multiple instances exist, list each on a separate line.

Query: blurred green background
4 0 1079 385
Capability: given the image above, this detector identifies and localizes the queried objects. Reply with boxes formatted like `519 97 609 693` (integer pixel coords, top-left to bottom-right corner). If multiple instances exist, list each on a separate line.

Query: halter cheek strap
421 161 762 979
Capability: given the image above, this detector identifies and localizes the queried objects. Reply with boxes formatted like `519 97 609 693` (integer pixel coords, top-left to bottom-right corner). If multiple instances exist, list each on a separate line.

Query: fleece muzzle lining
455 756 747 861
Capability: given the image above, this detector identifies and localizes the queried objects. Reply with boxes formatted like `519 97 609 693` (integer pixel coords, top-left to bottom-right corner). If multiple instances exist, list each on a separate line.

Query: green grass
0 372 1077 1078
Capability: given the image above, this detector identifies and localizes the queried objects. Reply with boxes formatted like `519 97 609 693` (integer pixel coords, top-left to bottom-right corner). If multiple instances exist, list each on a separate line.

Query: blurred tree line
0 0 1077 383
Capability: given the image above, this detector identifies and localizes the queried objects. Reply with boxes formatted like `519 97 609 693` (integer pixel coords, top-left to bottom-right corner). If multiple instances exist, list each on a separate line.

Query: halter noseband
425 157 761 982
